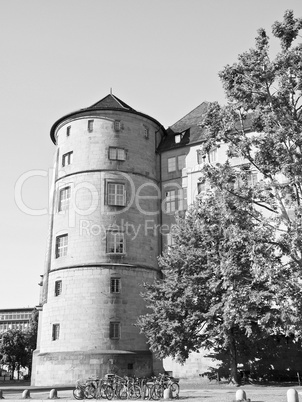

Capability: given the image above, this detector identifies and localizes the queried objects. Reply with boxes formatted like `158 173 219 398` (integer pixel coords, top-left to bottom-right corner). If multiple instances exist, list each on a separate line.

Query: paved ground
1 380 302 401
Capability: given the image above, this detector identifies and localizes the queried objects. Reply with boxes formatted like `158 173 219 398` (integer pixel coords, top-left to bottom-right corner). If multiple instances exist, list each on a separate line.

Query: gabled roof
158 101 210 152
88 94 135 111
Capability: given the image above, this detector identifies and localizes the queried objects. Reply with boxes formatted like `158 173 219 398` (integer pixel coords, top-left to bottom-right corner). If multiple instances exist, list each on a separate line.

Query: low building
0 308 34 333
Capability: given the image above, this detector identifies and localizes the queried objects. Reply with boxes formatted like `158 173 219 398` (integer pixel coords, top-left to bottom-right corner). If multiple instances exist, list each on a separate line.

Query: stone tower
31 94 165 386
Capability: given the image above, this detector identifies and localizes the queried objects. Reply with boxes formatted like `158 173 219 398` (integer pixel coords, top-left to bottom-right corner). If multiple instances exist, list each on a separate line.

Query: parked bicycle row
73 373 180 400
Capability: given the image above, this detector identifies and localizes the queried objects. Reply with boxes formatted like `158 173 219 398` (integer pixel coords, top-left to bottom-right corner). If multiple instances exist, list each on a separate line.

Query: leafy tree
200 10 302 271
139 9 302 384
24 309 38 378
0 310 38 380
0 330 28 379
138 190 300 383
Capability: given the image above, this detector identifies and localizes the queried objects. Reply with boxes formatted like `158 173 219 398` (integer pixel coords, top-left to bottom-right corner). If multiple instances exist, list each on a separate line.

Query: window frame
88 119 94 133
114 120 121 132
54 280 62 297
106 231 125 254
167 157 176 172
107 182 126 207
108 147 126 161
52 324 60 341
165 190 176 213
110 321 120 339
177 154 186 170
110 278 121 293
58 186 71 212
62 151 73 167
55 234 68 258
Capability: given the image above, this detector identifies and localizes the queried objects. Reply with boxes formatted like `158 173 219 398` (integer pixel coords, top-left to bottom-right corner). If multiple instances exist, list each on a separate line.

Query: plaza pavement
1 380 302 401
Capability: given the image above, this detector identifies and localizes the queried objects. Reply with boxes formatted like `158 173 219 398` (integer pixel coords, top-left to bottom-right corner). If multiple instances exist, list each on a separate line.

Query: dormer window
175 134 181 144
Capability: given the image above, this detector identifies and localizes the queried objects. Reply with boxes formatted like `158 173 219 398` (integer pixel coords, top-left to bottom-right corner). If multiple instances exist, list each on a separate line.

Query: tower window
66 126 71 137
110 322 120 339
54 280 62 296
167 157 176 172
107 183 126 206
144 126 149 139
88 120 94 132
106 231 125 254
58 186 71 212
55 234 68 258
108 147 126 161
114 120 121 132
110 278 121 293
62 151 73 167
52 324 60 340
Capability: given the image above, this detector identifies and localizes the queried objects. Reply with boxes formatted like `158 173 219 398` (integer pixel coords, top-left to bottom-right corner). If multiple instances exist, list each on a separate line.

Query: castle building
31 94 166 386
32 93 258 384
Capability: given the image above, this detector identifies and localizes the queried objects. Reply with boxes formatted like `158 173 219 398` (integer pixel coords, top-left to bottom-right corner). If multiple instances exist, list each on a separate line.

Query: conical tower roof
50 93 164 144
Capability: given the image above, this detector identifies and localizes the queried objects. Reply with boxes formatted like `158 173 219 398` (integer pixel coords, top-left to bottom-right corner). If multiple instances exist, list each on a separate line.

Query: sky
1 0 302 309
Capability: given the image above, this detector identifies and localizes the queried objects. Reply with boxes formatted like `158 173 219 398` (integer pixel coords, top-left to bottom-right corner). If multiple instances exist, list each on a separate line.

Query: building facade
33 93 257 385
0 308 34 333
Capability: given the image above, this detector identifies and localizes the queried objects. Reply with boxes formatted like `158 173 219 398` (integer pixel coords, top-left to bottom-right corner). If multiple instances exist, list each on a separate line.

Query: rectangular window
114 120 121 132
168 157 176 172
55 280 62 296
110 322 120 339
197 182 206 194
52 324 60 340
209 148 217 163
88 120 94 132
178 188 187 211
144 126 149 139
55 234 68 258
108 147 126 161
110 278 121 293
197 150 205 164
247 172 258 187
107 183 126 206
178 155 186 170
58 186 71 212
165 190 176 213
66 126 71 137
62 151 73 167
106 231 125 254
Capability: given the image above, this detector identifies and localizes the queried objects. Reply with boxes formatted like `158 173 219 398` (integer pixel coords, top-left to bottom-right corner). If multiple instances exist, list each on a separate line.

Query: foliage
0 309 38 379
139 10 302 383
200 10 302 271
138 189 300 383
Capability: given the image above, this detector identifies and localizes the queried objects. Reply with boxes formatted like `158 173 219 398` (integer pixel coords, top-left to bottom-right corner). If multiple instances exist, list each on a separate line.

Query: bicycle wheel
151 384 162 400
105 385 114 400
171 383 179 398
118 385 128 400
84 383 96 399
96 384 108 399
128 385 141 400
73 387 84 400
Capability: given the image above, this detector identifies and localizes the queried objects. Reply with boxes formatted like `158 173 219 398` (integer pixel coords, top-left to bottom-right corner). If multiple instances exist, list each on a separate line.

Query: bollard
21 389 31 399
49 389 58 399
287 388 299 402
0 390 4 399
163 387 172 399
235 389 247 401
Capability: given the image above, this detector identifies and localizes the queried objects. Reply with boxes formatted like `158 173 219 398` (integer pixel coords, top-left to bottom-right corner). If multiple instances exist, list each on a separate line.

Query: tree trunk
229 329 240 385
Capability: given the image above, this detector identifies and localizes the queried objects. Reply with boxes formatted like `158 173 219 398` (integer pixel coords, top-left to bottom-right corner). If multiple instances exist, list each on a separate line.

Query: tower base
31 349 162 386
